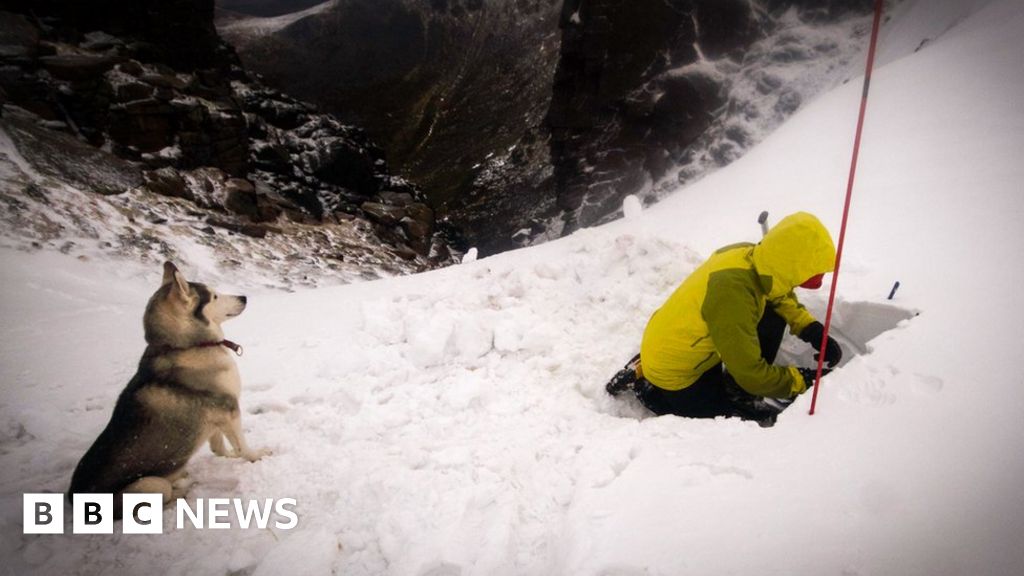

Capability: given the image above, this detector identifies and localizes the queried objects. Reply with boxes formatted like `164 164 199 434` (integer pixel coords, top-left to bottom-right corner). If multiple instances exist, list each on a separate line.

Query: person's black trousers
637 305 787 420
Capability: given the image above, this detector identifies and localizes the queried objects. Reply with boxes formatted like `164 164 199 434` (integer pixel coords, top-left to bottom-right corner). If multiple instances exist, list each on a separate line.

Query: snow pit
777 300 918 368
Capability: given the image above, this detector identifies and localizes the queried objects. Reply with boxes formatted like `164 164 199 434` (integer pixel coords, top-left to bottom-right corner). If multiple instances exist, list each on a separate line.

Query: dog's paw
241 447 271 462
171 475 195 499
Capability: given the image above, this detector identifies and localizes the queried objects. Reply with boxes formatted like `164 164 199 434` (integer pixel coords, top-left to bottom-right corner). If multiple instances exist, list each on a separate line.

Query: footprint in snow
418 561 463 576
912 373 944 395
835 365 898 406
247 381 275 392
593 564 652 576
248 401 289 415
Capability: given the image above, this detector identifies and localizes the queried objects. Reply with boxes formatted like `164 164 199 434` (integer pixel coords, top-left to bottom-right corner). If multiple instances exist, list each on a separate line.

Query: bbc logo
24 493 298 534
24 493 164 535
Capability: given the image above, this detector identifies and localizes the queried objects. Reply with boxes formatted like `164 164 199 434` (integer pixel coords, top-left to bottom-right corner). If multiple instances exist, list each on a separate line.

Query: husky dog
68 262 265 514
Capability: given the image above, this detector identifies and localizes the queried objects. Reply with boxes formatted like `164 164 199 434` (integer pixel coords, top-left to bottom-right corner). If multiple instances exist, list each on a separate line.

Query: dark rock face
544 0 872 235
442 0 762 251
305 137 382 196
144 167 192 201
0 11 39 59
1 106 144 196
40 54 122 82
0 2 452 266
220 0 562 248
4 0 224 70
546 0 749 233
221 0 871 256
766 0 875 22
1 5 252 174
233 82 437 237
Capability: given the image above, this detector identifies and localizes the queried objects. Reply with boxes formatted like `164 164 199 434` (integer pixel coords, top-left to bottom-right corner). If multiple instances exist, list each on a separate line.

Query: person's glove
798 321 843 368
797 367 831 389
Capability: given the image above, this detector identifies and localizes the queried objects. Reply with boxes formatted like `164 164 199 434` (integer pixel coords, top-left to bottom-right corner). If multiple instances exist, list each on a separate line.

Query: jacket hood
752 212 836 298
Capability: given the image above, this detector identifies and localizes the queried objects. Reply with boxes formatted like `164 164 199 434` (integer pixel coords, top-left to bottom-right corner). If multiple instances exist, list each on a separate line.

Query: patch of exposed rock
0 6 454 285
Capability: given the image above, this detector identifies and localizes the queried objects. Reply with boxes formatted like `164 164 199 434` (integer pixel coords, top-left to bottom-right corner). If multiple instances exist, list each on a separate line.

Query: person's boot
761 397 793 412
721 370 781 425
606 354 641 396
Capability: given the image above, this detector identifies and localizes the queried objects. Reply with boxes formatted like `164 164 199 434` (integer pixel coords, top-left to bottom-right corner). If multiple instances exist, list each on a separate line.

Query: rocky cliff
219 0 563 252
0 0 453 288
220 0 876 256
546 0 874 236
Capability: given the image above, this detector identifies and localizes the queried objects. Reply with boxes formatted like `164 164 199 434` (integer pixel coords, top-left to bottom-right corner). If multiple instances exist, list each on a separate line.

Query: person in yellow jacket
607 212 843 422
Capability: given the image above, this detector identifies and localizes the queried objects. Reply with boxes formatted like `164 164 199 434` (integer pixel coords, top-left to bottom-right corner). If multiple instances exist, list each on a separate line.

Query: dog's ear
161 261 178 286
164 263 192 302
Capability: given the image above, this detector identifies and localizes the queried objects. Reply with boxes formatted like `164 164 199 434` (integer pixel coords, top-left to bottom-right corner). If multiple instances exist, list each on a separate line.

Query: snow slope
3 0 1024 574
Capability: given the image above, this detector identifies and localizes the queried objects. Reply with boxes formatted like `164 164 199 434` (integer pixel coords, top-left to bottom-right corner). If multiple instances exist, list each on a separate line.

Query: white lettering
233 498 274 529
207 498 231 529
274 498 298 530
176 498 204 529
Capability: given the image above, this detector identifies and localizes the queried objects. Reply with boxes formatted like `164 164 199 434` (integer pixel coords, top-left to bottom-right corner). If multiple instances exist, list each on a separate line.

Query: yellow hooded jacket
640 212 836 398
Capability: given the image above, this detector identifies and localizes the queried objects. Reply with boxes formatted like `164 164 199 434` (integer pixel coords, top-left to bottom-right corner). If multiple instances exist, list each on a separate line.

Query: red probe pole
809 0 885 416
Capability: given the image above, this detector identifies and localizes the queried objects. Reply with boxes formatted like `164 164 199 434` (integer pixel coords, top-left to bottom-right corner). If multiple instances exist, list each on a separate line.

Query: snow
0 123 41 181
622 195 643 220
219 1 337 37
3 0 1024 575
